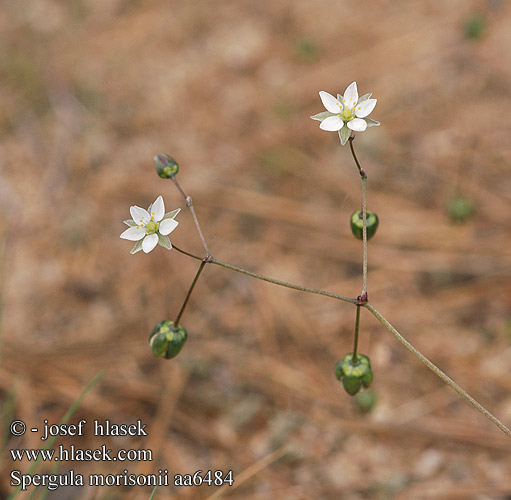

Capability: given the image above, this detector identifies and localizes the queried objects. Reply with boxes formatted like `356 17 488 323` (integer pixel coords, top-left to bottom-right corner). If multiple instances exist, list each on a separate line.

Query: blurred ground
0 0 511 499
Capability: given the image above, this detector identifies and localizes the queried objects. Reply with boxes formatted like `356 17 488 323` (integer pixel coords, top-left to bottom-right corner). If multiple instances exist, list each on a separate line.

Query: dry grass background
0 0 510 499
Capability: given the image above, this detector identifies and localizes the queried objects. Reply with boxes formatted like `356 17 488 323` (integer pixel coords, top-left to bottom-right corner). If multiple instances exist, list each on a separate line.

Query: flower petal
347 118 367 132
319 115 343 131
343 82 358 109
157 233 172 250
159 218 178 235
130 205 150 226
338 125 351 145
142 233 158 253
150 195 165 221
355 98 377 118
319 91 341 113
120 227 146 241
310 111 333 122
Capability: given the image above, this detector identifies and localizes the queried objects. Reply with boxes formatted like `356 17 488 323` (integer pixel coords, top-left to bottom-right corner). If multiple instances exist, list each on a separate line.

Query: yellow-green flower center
340 107 355 121
146 221 159 234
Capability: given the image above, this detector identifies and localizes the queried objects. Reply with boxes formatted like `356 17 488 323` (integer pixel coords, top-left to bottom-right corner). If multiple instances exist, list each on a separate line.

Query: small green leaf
358 93 372 103
130 239 144 254
162 208 181 220
124 219 137 227
364 118 380 128
157 233 172 250
339 125 350 145
310 111 332 122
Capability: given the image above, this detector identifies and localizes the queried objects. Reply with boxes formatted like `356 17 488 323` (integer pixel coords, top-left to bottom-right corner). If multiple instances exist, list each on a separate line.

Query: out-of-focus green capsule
149 320 188 359
464 15 487 40
154 154 179 179
350 210 379 240
354 390 377 413
447 195 474 223
342 376 361 396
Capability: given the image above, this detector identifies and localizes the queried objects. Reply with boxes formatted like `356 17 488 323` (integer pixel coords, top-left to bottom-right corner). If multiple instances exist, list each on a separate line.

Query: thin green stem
349 138 368 298
349 136 363 175
172 177 211 257
210 258 358 305
364 302 511 439
352 305 361 362
172 245 358 304
361 175 368 296
173 244 202 260
175 260 207 324
171 245 510 438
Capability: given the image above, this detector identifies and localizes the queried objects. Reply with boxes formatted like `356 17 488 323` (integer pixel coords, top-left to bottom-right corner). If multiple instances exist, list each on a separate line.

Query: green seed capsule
361 369 374 389
334 359 344 381
447 195 474 223
350 210 379 240
335 352 374 396
149 320 188 359
150 331 169 357
342 376 361 396
154 154 179 179
354 390 377 413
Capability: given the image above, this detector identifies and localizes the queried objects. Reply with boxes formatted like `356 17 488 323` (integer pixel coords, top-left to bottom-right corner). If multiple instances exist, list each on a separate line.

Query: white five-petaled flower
310 81 379 145
120 195 180 254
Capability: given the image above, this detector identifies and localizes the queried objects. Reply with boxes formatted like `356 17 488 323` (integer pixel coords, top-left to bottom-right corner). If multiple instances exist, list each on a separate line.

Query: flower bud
334 352 374 396
154 154 179 179
149 320 188 359
350 210 379 240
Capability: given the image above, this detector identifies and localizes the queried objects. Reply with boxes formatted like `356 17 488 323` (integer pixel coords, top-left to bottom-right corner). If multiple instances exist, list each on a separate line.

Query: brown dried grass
0 0 510 499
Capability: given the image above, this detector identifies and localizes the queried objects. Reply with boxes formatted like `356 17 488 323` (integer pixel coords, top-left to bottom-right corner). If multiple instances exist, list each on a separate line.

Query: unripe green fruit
350 210 379 240
354 390 377 413
342 375 361 396
154 154 179 179
334 352 374 396
149 320 188 359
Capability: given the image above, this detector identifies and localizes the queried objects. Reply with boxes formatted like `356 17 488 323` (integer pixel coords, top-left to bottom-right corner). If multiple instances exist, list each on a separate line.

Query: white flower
120 195 180 254
311 81 379 145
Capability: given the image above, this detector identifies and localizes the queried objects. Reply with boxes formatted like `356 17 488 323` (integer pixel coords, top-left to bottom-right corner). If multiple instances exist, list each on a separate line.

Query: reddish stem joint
356 292 368 305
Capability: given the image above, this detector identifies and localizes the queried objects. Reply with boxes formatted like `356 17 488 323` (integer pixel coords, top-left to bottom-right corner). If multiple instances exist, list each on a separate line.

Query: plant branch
361 175 368 296
349 137 368 298
172 177 211 257
170 245 510 439
352 305 361 362
364 301 511 439
174 260 207 325
172 244 358 305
